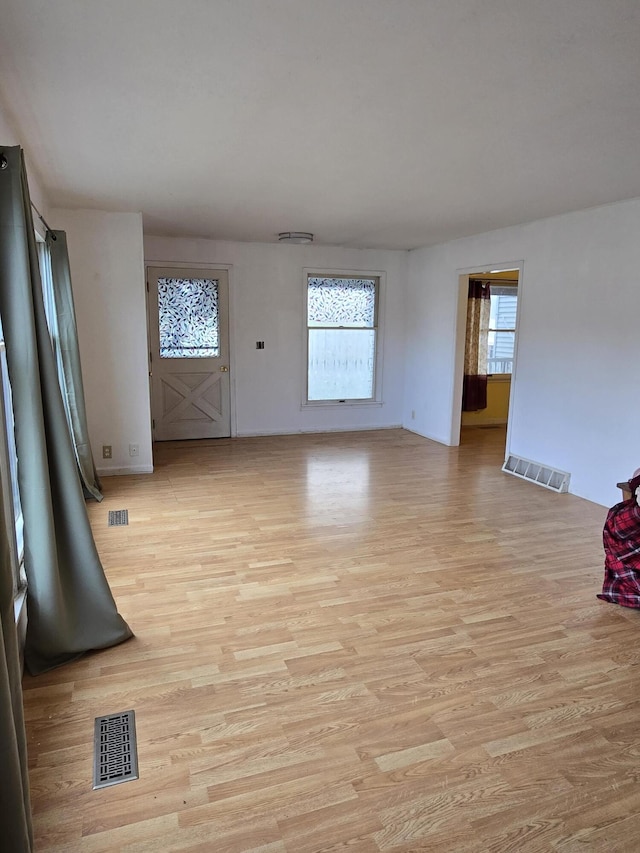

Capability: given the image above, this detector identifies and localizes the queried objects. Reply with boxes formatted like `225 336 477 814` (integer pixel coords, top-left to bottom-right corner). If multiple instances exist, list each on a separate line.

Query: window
488 285 517 375
0 333 25 599
306 274 381 403
38 239 55 341
37 238 76 438
157 277 220 359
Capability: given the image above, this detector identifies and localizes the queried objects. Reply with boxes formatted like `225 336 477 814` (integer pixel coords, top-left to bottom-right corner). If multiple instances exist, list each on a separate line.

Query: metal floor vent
108 509 129 527
503 454 570 493
93 710 139 790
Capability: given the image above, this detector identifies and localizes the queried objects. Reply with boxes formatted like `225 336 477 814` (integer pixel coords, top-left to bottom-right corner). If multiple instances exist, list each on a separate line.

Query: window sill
14 587 26 624
14 587 27 668
302 400 383 410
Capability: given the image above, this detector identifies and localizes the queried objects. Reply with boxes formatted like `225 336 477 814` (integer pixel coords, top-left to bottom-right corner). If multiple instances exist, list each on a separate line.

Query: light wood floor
22 427 640 852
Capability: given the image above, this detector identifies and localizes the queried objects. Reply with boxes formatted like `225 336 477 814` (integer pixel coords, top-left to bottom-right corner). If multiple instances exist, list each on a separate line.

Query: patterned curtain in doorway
462 279 490 411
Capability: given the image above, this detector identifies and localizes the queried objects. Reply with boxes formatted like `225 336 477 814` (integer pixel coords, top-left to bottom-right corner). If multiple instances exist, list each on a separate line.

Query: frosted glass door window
158 277 220 358
307 277 378 401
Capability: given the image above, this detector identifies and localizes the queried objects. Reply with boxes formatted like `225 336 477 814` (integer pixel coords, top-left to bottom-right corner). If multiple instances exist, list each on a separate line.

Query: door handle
220 365 229 372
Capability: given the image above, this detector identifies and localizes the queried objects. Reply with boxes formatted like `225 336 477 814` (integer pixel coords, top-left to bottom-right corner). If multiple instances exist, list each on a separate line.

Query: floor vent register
93 710 139 790
502 454 570 493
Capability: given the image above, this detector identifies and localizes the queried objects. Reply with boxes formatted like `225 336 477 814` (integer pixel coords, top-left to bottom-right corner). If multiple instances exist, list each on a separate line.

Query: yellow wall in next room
462 378 511 426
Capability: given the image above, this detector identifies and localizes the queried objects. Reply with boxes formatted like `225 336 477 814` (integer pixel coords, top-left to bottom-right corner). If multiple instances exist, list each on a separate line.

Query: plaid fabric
598 498 640 607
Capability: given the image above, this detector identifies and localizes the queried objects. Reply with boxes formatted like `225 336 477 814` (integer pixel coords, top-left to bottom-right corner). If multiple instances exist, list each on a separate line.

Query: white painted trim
97 464 154 476
451 260 525 452
236 424 402 437
301 267 387 407
455 261 525 277
301 401 384 410
227 264 238 438
403 425 452 445
449 273 468 447
145 259 233 272
501 262 524 458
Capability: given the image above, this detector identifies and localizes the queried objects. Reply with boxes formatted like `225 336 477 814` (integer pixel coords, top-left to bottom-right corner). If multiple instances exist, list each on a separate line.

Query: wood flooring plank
22 427 635 852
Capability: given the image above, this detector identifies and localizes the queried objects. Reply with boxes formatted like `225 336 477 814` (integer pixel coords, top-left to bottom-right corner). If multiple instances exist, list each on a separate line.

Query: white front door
148 267 231 441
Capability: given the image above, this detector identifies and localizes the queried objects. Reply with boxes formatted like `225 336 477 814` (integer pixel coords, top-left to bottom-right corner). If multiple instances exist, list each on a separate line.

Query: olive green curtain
46 230 103 502
0 146 133 675
0 479 32 851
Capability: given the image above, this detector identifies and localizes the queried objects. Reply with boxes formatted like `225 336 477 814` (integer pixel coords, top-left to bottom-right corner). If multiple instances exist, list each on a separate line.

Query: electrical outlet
129 443 139 457
102 445 112 459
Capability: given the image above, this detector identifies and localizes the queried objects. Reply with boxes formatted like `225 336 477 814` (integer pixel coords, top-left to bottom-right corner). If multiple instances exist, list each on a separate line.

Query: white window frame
302 268 386 408
487 283 518 379
38 238 80 441
0 339 25 613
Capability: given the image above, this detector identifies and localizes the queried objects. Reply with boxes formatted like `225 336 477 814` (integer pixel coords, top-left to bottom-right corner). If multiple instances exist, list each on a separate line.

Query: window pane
308 278 376 327
38 242 56 343
487 330 515 374
158 278 219 358
488 286 517 373
489 289 517 331
0 340 23 593
308 329 375 400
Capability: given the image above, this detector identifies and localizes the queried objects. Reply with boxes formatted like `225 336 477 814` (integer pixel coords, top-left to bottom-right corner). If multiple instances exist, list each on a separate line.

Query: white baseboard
97 464 154 476
402 425 451 445
235 424 403 438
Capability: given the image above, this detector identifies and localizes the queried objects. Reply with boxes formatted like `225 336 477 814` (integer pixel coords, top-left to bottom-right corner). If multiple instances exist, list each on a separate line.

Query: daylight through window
0 334 24 598
488 285 517 375
306 275 379 402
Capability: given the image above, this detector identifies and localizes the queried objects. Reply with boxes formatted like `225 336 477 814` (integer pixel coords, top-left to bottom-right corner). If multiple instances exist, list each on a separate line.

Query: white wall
2 94 152 475
144 237 407 437
51 209 152 474
405 198 640 506
0 99 50 224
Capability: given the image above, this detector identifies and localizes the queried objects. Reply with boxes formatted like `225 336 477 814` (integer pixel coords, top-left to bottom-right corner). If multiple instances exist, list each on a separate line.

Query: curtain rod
0 153 58 240
0 151 57 239
31 201 57 240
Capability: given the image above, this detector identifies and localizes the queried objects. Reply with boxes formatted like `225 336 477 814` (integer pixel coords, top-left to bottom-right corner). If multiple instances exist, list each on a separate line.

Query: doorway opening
459 268 520 451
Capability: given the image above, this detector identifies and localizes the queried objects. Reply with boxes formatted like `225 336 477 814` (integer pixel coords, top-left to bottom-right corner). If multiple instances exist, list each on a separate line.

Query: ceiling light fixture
278 231 313 244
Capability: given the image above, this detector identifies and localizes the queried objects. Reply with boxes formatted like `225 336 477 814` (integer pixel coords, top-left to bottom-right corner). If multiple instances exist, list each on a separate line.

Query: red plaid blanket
598 498 640 608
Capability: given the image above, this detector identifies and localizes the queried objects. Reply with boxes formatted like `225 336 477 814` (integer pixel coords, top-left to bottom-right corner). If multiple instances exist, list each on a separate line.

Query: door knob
220 365 229 372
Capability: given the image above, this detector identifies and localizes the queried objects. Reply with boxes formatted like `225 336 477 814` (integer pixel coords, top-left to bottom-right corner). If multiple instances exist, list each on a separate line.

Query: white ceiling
1 0 639 250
